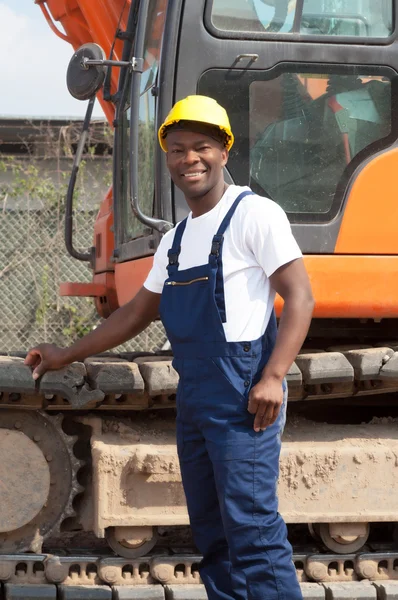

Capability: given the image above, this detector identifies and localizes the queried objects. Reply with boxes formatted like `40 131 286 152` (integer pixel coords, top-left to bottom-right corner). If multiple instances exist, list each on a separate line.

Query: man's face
165 129 228 199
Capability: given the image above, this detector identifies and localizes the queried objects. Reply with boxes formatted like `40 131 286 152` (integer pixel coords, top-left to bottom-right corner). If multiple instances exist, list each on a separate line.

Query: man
26 95 314 599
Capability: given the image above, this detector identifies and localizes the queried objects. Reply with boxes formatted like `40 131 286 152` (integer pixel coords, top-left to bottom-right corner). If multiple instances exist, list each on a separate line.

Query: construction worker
26 95 314 600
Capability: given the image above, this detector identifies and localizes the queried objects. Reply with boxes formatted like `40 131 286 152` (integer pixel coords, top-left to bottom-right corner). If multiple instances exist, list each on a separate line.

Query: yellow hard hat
158 95 234 152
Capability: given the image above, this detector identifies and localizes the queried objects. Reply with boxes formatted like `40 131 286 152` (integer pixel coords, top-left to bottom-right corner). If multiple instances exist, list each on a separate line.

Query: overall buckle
167 249 179 266
211 235 224 257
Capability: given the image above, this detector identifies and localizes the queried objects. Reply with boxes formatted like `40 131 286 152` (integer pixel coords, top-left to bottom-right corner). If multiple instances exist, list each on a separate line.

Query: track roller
105 526 158 559
309 523 370 554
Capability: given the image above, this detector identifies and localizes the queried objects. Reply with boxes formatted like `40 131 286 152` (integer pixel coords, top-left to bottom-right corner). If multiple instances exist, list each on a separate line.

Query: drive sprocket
0 410 83 553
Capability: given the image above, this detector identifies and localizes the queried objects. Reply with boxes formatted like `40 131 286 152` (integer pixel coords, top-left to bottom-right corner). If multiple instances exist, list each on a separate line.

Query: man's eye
171 149 182 153
198 146 210 151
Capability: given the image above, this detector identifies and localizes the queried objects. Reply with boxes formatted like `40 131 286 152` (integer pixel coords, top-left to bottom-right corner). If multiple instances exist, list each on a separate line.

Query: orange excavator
0 0 397 597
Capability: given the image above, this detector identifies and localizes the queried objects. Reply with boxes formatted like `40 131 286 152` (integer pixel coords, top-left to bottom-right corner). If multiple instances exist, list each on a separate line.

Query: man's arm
248 258 314 432
25 287 161 379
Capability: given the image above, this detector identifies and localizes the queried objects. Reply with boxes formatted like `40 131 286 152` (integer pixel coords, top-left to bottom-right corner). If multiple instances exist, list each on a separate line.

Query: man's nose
183 149 200 164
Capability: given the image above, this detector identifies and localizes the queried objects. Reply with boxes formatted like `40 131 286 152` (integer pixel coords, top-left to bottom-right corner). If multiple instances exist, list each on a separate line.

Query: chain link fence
0 120 166 354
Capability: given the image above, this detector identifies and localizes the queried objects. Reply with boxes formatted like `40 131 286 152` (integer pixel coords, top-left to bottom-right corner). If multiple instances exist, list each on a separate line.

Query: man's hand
24 287 161 381
25 344 69 380
247 377 283 432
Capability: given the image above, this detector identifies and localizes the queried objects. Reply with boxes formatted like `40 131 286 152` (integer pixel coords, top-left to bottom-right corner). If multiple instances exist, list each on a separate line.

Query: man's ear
221 148 229 166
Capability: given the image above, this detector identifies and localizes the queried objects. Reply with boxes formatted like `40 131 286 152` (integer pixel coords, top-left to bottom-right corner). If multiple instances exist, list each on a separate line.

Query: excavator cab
61 0 398 325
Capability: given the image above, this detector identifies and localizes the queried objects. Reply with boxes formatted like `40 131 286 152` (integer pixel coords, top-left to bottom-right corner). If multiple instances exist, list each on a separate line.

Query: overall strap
210 190 255 323
167 218 188 276
218 190 255 237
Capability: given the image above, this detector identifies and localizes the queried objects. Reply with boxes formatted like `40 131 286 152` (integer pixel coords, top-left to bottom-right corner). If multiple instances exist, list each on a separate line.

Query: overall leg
206 397 302 600
177 417 245 600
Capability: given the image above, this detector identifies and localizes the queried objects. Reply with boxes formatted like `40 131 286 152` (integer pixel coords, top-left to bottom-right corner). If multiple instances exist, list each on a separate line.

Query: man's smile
181 169 208 180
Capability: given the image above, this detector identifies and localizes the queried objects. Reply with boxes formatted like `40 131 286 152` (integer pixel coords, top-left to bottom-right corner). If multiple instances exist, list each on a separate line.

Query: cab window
199 69 392 221
122 0 167 241
210 0 393 38
250 73 391 215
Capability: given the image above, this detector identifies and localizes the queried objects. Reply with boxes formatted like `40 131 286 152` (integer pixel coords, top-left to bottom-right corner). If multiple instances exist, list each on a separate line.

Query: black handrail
65 96 96 262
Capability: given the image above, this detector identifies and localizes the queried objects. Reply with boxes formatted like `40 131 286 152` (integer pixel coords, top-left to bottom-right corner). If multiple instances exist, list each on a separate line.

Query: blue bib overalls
159 191 303 600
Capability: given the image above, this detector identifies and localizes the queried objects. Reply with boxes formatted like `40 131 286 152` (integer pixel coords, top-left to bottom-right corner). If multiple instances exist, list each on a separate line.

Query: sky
0 0 104 118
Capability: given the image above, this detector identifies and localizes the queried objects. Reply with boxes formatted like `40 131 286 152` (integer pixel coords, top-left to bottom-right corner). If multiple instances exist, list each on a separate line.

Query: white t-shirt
144 185 302 342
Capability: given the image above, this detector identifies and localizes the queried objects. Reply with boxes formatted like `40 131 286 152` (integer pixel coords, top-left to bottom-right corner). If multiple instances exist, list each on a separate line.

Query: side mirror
67 43 107 100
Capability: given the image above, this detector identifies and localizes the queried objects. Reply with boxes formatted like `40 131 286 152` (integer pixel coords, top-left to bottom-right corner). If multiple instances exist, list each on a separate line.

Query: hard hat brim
159 120 234 152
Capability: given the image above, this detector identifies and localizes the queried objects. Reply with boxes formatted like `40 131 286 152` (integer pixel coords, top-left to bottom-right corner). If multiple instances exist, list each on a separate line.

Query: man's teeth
183 172 204 177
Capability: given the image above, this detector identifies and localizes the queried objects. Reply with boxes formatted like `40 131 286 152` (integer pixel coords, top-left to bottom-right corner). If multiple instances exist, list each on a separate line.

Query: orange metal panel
59 282 107 296
92 271 119 317
275 255 398 319
76 0 127 64
59 272 118 318
43 0 78 21
92 188 115 274
115 257 154 305
115 256 398 319
336 148 398 254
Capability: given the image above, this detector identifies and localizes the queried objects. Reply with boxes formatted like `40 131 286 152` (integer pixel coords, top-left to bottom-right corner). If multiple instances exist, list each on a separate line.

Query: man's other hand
248 378 283 432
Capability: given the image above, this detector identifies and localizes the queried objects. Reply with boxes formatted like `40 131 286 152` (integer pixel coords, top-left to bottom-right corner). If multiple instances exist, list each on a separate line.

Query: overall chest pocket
160 276 217 344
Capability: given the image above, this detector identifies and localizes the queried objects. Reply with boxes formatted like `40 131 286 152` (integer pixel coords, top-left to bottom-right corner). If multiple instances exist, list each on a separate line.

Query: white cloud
0 2 105 118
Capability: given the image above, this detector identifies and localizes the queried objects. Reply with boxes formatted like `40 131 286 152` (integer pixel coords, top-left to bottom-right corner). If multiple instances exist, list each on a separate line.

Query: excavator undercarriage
2 342 398 597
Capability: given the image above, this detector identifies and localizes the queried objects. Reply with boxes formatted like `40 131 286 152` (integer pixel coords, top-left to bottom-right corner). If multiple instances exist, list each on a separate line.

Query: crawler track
2 344 398 410
0 551 397 598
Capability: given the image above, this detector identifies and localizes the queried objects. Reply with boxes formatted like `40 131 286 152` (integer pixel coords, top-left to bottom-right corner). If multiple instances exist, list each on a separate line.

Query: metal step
58 585 112 599
372 582 398 600
323 582 377 599
113 586 166 599
4 584 57 599
302 583 326 599
164 585 207 600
